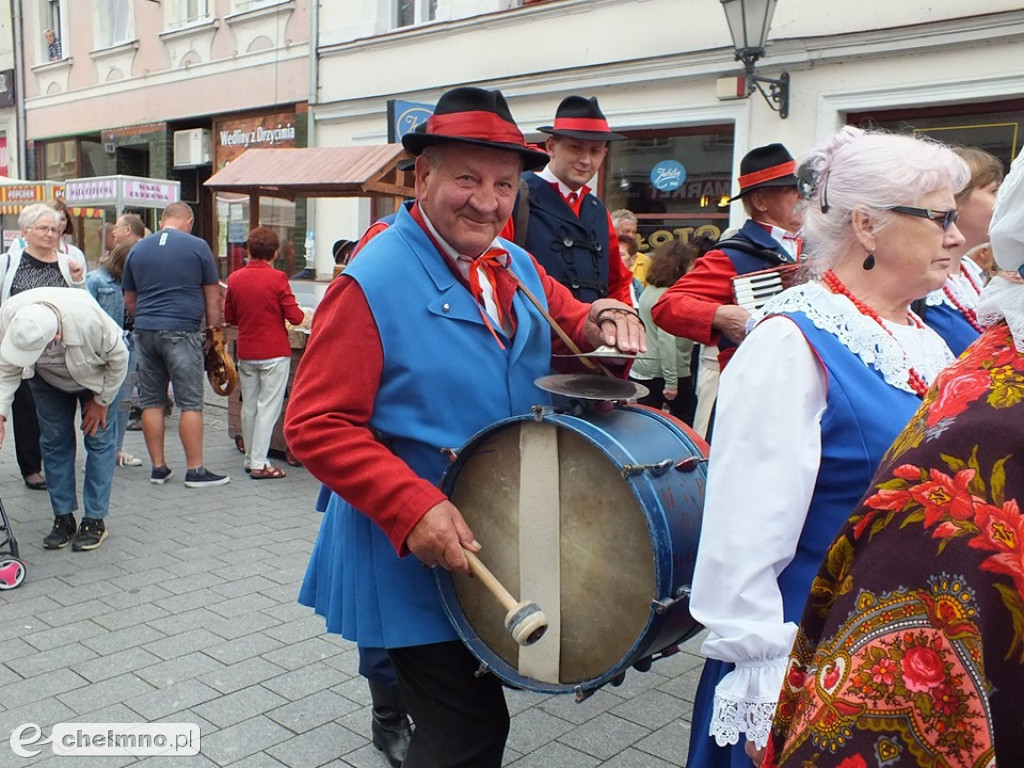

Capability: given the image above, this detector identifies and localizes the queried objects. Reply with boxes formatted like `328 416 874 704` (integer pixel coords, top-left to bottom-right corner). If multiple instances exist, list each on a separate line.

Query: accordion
732 263 804 312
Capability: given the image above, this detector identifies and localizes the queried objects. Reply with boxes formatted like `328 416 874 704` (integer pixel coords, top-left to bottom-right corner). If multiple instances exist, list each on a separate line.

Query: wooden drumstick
463 548 548 646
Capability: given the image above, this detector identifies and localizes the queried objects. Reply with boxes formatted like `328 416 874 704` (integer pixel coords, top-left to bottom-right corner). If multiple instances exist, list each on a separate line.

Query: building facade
11 0 310 268
310 0 1024 278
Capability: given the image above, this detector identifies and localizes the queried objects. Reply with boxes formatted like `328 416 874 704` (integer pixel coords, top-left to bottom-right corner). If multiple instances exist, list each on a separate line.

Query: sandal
250 466 286 480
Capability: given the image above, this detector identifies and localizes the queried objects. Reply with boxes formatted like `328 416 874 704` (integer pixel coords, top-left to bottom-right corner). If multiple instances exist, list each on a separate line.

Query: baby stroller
0 496 26 589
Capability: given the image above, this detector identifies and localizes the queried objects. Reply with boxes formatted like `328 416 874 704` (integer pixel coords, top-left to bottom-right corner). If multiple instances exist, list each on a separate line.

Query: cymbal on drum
535 374 649 401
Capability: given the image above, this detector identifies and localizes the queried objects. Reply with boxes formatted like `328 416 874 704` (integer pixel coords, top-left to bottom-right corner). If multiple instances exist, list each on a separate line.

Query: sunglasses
886 206 959 231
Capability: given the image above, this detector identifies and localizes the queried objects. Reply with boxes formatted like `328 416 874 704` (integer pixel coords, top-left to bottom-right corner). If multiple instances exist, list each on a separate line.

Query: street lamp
720 0 790 118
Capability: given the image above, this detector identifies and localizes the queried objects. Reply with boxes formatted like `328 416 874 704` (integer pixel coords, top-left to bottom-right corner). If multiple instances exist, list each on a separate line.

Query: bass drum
437 405 707 697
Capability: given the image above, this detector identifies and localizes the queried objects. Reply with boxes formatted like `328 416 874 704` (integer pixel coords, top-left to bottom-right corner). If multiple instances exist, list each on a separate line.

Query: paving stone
200 657 289 695
635 719 693 765
24 619 109 652
203 633 284 666
5 642 98 679
72 646 164 683
261 637 343 672
57 672 155 714
599 747 683 767
203 610 281 640
0 667 89 707
199 715 293 765
146 607 224 635
126 679 222 720
194 685 289 728
143 628 226 661
505 741 601 768
263 662 350 702
611 688 689 730
268 689 361 734
134 651 226 688
266 721 366 768
207 592 278 619
558 712 652 760
81 622 167 656
506 706 575 753
91 601 172 631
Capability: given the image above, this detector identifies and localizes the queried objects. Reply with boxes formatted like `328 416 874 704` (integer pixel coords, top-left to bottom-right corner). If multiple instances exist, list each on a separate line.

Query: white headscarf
976 150 1024 350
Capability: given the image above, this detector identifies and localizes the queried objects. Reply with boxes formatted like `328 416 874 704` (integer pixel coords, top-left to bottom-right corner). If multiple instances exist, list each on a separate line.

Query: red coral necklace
942 269 983 333
822 270 929 398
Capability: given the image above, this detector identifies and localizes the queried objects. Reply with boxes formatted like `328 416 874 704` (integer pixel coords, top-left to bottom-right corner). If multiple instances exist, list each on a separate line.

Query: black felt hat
537 96 624 142
402 87 549 171
728 143 799 201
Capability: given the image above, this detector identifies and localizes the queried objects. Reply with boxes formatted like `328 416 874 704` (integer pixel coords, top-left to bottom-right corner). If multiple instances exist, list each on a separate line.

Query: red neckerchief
410 203 518 346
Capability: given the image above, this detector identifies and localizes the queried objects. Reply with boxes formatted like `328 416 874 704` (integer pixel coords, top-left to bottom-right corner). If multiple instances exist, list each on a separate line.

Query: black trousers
388 641 509 768
12 380 42 477
634 375 697 426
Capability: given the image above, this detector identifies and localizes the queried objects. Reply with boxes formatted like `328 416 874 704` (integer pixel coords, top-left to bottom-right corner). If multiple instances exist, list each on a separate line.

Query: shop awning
203 145 415 200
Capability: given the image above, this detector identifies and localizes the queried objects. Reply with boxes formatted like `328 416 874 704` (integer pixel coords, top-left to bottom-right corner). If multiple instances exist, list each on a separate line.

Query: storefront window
848 99 1024 173
215 193 296 278
604 124 735 253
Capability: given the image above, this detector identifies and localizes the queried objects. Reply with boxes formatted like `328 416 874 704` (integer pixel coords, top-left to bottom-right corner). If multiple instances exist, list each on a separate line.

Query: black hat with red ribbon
402 87 549 171
537 96 624 142
728 143 799 201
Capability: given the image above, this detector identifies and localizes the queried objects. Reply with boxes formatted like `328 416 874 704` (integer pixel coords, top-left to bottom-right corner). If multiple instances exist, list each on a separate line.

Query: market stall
203 144 415 461
62 174 181 217
0 178 69 249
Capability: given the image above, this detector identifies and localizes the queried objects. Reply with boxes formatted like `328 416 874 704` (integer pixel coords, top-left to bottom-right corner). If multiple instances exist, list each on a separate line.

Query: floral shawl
766 322 1024 768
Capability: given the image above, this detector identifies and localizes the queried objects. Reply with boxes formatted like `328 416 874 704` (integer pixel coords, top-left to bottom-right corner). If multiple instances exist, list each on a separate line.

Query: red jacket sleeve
278 275 306 326
651 248 739 347
283 276 447 556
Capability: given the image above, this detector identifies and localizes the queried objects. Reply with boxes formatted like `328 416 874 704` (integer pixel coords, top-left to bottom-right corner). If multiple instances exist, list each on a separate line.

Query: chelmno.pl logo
10 723 200 757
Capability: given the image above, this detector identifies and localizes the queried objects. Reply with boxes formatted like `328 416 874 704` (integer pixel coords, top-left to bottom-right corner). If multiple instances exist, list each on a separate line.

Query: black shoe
43 513 77 549
368 682 412 768
24 474 47 491
72 518 107 551
150 466 174 485
126 419 142 431
184 467 230 488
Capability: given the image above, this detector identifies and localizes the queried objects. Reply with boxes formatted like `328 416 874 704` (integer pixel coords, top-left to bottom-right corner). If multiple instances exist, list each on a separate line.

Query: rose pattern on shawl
769 327 1024 767
768 580 989 767
887 324 1024 457
901 644 946 692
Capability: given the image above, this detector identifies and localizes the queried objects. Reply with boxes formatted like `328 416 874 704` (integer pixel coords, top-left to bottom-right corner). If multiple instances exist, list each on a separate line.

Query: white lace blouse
690 282 954 749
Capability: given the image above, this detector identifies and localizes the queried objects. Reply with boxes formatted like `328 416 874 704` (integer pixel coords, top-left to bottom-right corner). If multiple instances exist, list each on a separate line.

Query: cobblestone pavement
0 399 704 766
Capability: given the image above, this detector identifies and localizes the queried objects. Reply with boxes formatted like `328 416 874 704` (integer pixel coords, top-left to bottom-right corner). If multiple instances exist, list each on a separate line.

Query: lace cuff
709 658 786 749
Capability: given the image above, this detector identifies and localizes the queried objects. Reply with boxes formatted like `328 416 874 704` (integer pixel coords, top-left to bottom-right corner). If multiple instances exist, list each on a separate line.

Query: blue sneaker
184 467 230 489
150 466 174 485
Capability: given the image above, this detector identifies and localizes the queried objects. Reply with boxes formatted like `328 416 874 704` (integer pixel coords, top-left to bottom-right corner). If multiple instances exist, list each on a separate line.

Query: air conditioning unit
173 128 212 168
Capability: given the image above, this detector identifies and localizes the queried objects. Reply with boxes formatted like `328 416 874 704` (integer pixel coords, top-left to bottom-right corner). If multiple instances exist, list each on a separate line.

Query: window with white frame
168 0 211 29
42 0 66 61
95 0 132 48
395 0 437 28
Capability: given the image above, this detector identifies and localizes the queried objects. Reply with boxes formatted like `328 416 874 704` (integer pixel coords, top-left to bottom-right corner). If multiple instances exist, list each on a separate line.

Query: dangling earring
862 252 875 271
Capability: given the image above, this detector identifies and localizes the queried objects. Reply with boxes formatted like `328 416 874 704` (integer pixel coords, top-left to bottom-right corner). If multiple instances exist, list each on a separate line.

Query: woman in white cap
685 127 967 768
764 148 1024 768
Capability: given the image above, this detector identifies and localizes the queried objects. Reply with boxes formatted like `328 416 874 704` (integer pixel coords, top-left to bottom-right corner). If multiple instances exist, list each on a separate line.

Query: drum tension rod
621 459 674 477
652 585 692 614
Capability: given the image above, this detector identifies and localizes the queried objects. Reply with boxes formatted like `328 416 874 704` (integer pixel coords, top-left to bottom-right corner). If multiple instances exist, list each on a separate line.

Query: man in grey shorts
123 202 229 488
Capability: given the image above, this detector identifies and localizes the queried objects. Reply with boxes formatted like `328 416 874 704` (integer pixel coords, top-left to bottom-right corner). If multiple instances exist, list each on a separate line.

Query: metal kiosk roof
203 145 415 230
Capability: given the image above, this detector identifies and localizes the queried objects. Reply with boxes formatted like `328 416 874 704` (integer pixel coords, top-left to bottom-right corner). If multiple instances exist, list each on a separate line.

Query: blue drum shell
437 405 707 696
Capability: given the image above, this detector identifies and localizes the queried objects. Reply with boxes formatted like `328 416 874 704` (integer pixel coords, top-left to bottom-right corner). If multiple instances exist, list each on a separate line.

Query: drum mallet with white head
462 548 548 646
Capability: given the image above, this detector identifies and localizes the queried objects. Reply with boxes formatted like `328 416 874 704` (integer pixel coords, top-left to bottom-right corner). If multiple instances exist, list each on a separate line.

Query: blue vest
688 310 923 768
518 172 611 303
299 206 555 648
922 302 979 358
